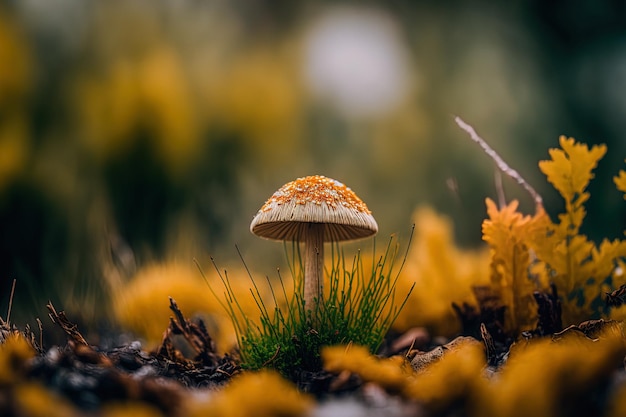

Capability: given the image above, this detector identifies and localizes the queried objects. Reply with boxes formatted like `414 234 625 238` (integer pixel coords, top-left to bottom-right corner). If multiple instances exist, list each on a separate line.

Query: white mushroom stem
304 222 324 314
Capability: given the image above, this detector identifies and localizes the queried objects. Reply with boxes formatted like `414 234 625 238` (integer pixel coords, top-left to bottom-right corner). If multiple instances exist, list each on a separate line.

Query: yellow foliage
481 136 626 330
322 344 411 392
113 261 274 353
113 262 265 353
615 162 626 199
187 370 313 417
0 333 35 386
607 379 626 417
609 260 626 322
13 383 80 417
73 37 304 179
207 48 302 153
0 12 32 192
73 60 139 158
74 44 201 177
0 117 30 192
322 340 487 415
539 136 606 227
482 199 551 334
321 335 626 417
536 136 607 275
406 339 487 413
481 334 625 417
101 402 164 417
394 207 490 336
0 12 32 103
137 46 200 177
534 137 626 324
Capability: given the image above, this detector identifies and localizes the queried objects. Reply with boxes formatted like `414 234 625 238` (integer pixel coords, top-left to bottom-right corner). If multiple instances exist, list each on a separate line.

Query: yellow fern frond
538 136 606 233
534 137 626 325
539 136 607 207
477 135 624 331
482 198 547 334
615 164 626 199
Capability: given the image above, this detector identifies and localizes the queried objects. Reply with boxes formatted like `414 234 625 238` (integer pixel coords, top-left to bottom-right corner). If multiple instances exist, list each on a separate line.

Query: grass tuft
201 232 414 380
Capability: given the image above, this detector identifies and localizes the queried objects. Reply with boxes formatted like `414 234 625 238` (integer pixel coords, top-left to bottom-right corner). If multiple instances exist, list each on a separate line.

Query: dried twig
36 318 43 350
156 297 220 366
46 301 89 346
480 323 497 366
533 284 562 336
605 284 626 307
454 116 543 211
6 279 16 324
261 345 281 367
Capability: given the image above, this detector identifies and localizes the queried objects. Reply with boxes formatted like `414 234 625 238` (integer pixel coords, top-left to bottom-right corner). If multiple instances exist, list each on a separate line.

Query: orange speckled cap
250 175 378 241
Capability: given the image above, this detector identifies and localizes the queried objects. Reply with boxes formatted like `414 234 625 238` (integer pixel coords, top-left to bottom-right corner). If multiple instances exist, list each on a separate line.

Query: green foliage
205 236 413 380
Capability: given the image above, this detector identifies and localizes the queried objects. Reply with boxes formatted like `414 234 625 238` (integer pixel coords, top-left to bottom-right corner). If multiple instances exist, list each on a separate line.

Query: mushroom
250 175 378 313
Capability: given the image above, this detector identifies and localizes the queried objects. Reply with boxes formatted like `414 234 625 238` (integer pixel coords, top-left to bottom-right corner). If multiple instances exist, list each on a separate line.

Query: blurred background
1 0 625 334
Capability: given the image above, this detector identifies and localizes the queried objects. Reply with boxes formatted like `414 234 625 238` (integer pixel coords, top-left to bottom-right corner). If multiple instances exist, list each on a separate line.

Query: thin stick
6 279 16 323
454 116 543 210
261 344 281 367
36 318 43 349
494 169 506 209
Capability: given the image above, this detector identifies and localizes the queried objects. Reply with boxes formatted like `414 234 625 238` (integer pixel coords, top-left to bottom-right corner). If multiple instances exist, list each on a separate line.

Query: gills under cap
250 175 378 242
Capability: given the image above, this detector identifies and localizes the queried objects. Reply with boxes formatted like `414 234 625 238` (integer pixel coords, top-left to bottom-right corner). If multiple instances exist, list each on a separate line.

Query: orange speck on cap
250 175 378 242
260 175 370 213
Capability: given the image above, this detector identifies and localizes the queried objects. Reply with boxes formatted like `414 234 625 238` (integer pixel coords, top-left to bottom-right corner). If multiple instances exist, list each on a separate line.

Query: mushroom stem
304 223 324 315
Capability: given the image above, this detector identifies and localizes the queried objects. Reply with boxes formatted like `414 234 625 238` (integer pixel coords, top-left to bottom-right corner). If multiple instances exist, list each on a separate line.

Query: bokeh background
1 0 625 333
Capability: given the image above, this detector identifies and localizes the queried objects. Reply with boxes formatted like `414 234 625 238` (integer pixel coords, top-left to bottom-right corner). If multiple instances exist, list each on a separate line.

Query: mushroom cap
250 175 378 242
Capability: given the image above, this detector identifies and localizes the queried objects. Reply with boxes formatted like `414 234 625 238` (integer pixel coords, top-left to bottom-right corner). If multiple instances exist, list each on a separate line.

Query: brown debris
480 323 498 366
410 336 480 371
26 342 184 415
0 318 41 353
327 370 358 392
152 297 240 388
25 306 185 415
46 301 89 346
453 285 507 343
553 319 622 341
21 299 239 415
532 284 562 336
46 301 113 367
154 297 221 366
387 327 430 355
410 346 444 371
605 284 626 308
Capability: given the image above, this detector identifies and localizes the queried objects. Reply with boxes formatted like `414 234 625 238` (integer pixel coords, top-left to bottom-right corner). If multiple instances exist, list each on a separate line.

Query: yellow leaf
322 344 410 392
538 136 606 213
405 339 486 414
113 262 268 353
394 206 490 336
482 333 625 417
0 333 35 386
481 199 548 334
187 370 313 417
614 162 626 199
14 383 80 417
532 137 626 325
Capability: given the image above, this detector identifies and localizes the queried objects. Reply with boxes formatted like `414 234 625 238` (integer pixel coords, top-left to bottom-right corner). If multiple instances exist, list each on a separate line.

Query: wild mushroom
250 175 378 314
